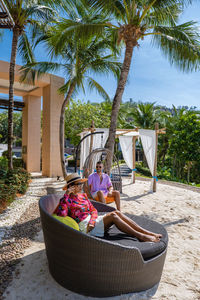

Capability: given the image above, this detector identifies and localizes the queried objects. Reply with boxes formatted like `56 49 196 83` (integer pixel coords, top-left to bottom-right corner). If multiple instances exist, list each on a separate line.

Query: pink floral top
55 193 98 226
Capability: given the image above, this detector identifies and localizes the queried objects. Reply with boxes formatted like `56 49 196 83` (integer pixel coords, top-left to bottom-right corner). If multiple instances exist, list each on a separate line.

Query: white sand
3 179 200 300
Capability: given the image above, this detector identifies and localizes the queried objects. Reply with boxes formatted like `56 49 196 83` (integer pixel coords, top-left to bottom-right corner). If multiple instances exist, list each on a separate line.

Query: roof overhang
0 60 53 97
0 0 15 29
0 98 25 111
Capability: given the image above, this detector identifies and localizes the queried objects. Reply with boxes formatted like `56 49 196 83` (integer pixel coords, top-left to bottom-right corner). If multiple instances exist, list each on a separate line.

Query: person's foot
154 233 162 239
148 232 162 239
139 234 160 243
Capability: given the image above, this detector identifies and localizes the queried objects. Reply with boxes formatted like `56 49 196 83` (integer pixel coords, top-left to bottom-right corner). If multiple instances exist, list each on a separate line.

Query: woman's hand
66 186 75 195
87 224 94 233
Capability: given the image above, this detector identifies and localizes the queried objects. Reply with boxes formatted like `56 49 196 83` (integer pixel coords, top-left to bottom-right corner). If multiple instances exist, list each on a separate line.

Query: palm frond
147 0 193 9
25 5 54 21
58 80 71 95
89 58 122 79
152 21 200 72
20 61 64 84
88 0 126 22
18 33 35 64
146 3 182 27
87 77 110 101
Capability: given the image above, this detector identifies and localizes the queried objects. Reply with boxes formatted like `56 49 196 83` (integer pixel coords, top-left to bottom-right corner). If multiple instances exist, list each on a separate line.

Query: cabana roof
0 0 15 29
115 129 139 137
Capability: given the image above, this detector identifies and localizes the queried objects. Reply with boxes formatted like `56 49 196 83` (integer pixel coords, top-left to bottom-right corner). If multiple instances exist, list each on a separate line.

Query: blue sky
0 2 200 109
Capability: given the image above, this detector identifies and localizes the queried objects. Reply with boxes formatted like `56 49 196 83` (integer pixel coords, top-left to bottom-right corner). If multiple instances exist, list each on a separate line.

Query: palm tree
80 0 200 156
21 6 121 177
128 102 158 128
1 0 56 170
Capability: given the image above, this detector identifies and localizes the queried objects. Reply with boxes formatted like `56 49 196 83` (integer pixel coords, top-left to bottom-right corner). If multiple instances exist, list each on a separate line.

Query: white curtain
139 129 156 190
80 128 109 175
119 136 133 169
119 135 138 181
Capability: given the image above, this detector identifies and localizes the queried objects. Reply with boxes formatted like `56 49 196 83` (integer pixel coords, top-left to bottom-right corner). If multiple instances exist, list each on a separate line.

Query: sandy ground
2 179 200 300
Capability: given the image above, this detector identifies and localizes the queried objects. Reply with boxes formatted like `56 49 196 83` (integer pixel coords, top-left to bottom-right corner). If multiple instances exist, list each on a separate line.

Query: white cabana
79 123 165 192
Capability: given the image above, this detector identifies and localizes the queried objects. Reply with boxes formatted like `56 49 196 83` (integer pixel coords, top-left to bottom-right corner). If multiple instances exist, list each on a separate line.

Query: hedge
0 163 30 213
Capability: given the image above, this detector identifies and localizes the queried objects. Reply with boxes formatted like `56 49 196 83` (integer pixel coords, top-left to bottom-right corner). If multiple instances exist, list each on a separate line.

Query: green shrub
135 163 151 177
2 150 14 158
15 138 22 147
13 158 23 168
0 156 8 171
0 168 30 212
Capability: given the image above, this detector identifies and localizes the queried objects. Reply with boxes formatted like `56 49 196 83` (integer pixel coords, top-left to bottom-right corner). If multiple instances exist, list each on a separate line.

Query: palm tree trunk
105 41 134 154
8 28 19 170
105 41 134 172
60 83 75 178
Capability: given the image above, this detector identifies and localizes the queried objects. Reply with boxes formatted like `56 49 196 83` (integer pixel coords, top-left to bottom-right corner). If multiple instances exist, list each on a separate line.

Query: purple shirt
88 173 112 196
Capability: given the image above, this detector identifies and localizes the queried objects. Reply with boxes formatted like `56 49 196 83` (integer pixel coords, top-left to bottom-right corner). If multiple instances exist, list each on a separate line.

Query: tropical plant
65 99 111 145
167 107 200 182
0 111 22 144
80 0 200 156
0 0 58 170
20 4 121 177
128 102 158 128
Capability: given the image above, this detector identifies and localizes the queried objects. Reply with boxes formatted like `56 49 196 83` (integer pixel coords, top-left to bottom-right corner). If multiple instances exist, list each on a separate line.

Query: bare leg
111 190 121 211
94 190 106 204
103 211 161 242
114 210 162 238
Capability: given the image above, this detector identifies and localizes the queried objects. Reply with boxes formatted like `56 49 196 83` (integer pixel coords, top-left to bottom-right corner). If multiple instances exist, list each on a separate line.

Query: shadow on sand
121 191 153 203
2 245 159 300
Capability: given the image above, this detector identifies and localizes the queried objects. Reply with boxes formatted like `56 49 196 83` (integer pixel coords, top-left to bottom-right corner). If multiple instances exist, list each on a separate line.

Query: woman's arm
55 186 75 216
55 194 70 217
83 194 98 226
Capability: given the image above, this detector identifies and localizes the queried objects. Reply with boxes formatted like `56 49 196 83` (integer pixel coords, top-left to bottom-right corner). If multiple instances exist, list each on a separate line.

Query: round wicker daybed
39 194 168 297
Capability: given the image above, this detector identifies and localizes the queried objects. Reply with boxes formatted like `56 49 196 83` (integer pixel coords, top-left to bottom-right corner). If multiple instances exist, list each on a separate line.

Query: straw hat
63 173 87 190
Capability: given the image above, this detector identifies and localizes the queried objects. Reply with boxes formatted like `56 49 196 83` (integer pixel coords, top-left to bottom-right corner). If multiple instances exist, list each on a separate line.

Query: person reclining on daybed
55 173 162 242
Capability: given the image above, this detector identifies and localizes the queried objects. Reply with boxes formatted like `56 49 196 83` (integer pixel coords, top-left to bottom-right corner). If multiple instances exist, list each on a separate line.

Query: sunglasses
96 166 102 169
74 182 83 186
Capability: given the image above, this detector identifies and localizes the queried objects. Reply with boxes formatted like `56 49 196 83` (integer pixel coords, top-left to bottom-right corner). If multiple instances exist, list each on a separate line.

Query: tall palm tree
2 0 56 169
21 6 121 177
80 0 200 155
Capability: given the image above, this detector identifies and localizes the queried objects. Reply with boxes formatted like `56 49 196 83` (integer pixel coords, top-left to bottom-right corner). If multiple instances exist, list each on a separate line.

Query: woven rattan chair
39 194 168 297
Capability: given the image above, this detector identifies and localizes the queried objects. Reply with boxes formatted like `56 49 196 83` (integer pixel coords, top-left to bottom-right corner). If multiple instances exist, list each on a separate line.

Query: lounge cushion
101 214 168 260
52 214 79 231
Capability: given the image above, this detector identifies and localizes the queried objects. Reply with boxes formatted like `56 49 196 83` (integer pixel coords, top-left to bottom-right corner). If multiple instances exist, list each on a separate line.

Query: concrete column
42 74 65 177
22 95 41 172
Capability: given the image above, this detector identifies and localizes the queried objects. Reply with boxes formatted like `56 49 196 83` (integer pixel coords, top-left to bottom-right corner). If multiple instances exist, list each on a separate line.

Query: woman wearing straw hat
55 173 162 242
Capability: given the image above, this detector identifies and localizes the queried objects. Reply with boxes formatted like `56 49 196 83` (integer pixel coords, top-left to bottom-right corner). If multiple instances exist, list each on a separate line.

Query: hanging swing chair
83 148 122 203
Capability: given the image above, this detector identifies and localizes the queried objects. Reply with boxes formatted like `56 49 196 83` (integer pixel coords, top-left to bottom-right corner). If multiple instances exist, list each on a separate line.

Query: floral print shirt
55 193 98 226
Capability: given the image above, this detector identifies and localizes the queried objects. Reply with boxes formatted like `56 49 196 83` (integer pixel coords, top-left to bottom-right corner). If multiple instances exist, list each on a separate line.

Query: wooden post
89 120 95 154
153 123 159 192
132 136 136 183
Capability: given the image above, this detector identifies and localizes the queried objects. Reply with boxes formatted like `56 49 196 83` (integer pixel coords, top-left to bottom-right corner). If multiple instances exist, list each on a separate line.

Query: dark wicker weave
39 194 168 297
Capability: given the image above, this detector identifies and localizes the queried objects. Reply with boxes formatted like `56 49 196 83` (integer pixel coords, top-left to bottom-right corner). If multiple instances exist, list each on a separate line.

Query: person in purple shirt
88 161 121 210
